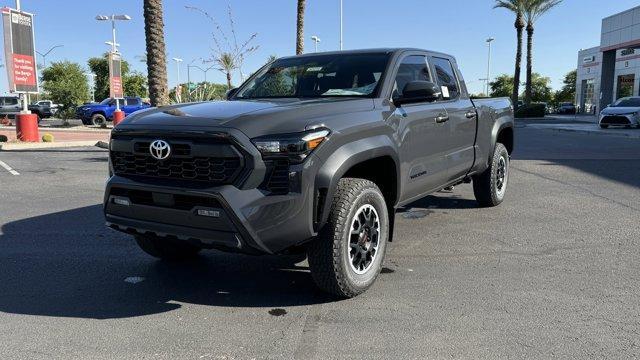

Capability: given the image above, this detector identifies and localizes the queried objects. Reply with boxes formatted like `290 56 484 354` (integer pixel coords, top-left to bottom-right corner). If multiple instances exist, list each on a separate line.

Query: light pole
485 37 495 96
339 0 343 50
172 57 183 102
85 72 96 103
95 14 131 54
36 44 63 68
96 14 130 114
311 35 321 52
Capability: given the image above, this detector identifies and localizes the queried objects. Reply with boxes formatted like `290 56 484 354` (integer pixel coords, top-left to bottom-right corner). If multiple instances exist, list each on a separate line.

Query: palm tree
493 0 527 109
296 0 306 55
143 0 169 106
524 0 562 104
216 53 236 89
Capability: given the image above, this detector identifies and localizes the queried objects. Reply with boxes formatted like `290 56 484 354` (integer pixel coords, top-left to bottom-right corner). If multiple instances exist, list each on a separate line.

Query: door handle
435 114 449 123
465 111 477 119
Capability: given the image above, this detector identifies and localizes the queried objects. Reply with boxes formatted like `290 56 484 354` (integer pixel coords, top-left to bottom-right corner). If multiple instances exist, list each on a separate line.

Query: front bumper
103 126 322 255
599 113 639 126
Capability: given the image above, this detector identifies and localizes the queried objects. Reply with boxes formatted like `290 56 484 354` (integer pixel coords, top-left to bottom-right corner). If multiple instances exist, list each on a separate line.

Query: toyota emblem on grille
149 140 171 160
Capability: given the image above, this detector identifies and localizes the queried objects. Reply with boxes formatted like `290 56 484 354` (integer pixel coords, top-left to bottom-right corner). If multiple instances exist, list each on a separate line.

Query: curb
0 125 112 133
0 141 107 151
526 124 640 139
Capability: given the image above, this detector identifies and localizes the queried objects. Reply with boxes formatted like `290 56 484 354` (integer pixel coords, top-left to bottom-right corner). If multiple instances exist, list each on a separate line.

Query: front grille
110 137 244 185
601 115 631 125
112 152 242 184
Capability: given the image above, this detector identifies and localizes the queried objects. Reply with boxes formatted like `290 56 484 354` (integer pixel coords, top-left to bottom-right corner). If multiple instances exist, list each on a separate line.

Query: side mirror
394 81 441 106
226 88 239 100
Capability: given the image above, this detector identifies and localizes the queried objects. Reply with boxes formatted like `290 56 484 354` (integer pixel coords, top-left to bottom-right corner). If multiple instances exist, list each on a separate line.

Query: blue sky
2 0 639 96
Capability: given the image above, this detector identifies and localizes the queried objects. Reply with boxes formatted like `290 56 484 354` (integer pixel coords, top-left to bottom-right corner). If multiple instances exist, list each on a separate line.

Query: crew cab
76 97 150 126
104 49 514 297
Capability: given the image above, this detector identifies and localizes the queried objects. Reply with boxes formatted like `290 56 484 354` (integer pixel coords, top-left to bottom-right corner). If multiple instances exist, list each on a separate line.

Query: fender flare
489 116 514 159
314 135 400 229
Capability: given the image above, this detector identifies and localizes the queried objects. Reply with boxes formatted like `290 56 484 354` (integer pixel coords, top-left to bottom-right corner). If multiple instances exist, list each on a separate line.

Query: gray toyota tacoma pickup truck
105 48 514 297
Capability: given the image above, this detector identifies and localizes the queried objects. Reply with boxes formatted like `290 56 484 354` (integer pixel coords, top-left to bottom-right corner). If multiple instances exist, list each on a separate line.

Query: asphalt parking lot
1 122 639 359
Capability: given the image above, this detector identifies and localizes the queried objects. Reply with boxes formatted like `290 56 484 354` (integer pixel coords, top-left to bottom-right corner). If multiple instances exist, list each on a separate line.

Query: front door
388 54 451 202
430 56 477 181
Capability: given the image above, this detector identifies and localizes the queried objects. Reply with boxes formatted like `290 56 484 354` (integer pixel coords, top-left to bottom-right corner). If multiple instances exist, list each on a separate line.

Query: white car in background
599 97 640 129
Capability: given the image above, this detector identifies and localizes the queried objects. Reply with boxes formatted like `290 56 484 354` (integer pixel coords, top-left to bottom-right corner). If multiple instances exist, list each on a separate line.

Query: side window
431 57 460 99
126 98 140 106
393 55 430 97
7 97 18 105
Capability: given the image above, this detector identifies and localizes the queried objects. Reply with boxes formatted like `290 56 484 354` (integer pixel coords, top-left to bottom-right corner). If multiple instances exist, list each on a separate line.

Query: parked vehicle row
103 48 514 297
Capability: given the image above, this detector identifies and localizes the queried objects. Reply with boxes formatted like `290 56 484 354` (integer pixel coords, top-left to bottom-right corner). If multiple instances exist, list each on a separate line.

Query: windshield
612 97 640 107
99 98 112 105
235 53 390 99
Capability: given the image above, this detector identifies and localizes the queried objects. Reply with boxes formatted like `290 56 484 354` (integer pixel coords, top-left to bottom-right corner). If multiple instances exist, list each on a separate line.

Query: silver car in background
599 97 640 128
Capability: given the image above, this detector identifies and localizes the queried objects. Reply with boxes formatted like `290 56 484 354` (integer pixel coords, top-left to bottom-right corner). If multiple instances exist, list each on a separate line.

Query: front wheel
90 113 106 126
307 178 389 298
473 143 510 207
135 235 202 261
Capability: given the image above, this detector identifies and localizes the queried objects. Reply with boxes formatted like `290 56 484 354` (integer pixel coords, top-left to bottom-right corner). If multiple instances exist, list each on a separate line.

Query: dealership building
576 5 640 113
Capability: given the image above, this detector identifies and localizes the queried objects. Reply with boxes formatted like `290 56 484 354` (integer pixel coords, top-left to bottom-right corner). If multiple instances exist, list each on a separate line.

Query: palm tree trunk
226 72 232 89
143 0 169 106
525 23 534 105
296 0 306 55
512 14 524 110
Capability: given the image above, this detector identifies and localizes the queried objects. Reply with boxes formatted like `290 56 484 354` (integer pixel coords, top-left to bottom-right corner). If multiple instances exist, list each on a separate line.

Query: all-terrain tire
135 235 202 261
307 178 389 298
90 113 107 126
473 142 509 207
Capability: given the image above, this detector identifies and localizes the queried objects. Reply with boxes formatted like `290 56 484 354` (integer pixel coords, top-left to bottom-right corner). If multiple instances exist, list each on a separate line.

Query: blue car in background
76 97 151 126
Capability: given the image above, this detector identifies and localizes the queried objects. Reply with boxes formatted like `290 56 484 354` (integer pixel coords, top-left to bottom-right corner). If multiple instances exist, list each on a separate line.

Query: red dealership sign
2 7 38 93
109 52 124 99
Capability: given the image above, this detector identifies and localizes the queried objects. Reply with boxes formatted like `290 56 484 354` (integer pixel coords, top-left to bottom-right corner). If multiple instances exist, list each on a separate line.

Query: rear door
122 98 140 115
389 54 451 202
429 56 477 181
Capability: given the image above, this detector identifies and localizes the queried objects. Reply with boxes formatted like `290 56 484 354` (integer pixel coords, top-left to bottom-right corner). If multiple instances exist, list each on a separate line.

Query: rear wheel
90 113 106 126
473 143 509 207
135 234 201 261
307 178 389 298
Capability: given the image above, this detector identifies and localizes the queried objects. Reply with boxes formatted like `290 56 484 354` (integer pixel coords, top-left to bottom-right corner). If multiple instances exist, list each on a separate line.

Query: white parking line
0 160 20 175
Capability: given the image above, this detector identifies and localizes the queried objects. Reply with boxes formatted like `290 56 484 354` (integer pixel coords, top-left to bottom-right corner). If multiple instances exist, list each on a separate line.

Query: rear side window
393 55 430 97
126 98 141 106
431 57 460 99
1 97 18 105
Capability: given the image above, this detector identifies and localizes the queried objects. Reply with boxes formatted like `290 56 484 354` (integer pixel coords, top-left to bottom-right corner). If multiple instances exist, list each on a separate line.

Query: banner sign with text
2 7 38 93
109 52 123 99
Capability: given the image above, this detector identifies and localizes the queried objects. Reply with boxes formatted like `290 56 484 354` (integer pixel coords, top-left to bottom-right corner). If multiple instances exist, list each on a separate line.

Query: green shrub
42 133 54 142
515 103 546 118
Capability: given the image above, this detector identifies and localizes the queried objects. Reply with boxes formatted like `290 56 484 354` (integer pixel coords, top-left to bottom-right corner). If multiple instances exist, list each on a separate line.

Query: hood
602 106 640 115
119 98 375 138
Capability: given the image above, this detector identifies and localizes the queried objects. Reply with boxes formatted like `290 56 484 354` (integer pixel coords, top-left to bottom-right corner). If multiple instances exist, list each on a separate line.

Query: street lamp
311 35 321 52
36 44 63 68
85 72 96 103
172 57 183 102
95 14 131 54
485 37 495 96
339 0 343 50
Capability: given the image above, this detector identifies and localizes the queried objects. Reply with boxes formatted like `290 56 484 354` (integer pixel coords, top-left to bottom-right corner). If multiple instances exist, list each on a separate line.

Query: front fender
314 134 399 228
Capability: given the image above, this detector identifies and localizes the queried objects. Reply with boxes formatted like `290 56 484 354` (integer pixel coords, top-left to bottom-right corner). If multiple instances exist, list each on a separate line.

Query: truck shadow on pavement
0 205 334 319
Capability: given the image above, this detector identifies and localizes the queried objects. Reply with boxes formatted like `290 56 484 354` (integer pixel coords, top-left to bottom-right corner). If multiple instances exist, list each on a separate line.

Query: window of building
616 74 635 99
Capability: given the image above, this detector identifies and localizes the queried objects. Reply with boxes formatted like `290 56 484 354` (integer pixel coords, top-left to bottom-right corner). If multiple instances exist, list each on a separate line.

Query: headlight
252 129 330 163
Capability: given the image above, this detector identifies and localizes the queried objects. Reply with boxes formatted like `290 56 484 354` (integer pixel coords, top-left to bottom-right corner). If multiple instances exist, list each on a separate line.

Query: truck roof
278 48 454 60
